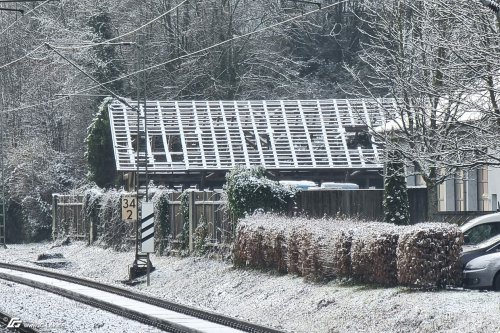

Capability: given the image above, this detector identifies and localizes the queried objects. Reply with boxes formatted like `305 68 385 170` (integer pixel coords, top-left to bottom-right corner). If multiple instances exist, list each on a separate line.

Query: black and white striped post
141 202 154 286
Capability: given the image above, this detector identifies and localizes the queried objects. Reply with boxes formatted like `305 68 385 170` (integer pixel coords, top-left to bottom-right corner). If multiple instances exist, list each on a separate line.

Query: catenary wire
0 0 188 70
0 0 53 70
0 0 52 36
0 0 348 114
0 44 45 70
50 0 189 50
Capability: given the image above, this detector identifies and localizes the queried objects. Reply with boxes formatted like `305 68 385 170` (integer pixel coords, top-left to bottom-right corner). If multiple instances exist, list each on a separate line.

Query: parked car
320 182 359 190
279 180 317 190
460 213 500 266
463 252 500 290
461 234 500 266
461 212 500 245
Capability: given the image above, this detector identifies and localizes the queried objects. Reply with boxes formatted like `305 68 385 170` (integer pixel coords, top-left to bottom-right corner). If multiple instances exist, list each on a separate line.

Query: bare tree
347 0 500 218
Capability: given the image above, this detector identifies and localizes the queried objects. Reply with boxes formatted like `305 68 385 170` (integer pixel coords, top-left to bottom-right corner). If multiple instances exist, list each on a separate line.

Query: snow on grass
0 242 499 332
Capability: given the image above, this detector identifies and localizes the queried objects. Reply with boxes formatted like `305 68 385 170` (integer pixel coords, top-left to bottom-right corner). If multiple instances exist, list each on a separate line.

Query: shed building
108 99 396 189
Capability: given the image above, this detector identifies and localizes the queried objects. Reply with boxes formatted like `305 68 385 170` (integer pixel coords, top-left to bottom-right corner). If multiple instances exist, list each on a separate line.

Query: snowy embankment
0 242 499 333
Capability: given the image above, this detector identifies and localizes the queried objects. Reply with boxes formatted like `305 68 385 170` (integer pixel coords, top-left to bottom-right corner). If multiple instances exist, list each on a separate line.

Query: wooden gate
52 194 86 239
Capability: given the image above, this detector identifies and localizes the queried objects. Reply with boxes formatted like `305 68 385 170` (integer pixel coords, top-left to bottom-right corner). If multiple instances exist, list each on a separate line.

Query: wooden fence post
52 194 58 240
188 191 195 252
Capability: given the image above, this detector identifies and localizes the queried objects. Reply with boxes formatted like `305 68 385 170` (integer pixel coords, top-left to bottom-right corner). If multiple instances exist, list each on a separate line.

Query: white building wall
488 166 500 211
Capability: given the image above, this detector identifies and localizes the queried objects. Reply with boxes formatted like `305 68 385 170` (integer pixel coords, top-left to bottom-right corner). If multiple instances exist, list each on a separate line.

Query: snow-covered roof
108 99 396 172
373 91 489 133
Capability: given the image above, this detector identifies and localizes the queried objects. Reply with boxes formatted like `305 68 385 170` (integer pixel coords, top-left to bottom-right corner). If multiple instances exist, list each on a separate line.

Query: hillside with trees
1 0 500 240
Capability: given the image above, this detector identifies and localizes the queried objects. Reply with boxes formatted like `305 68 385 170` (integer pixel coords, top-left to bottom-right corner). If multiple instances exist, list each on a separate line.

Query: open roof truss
108 99 395 172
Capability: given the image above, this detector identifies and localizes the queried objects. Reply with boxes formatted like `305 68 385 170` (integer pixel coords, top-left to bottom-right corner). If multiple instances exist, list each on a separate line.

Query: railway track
0 262 283 333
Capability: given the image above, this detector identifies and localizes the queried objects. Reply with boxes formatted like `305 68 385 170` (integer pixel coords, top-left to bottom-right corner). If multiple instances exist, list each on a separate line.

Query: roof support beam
279 101 298 168
234 101 250 167
219 101 235 167
156 101 172 163
298 101 316 167
263 101 280 168
174 101 190 170
205 102 221 168
317 100 334 167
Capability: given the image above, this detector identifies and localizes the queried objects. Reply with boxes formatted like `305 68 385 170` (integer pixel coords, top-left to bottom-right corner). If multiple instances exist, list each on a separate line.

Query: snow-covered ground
0 242 499 333
0 278 166 333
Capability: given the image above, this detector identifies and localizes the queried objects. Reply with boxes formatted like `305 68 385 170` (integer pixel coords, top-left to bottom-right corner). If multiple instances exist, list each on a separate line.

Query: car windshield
464 222 500 245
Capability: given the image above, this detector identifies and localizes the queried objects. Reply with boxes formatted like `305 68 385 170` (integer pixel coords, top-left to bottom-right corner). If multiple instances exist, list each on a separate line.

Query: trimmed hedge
234 214 463 288
351 231 399 285
397 224 463 288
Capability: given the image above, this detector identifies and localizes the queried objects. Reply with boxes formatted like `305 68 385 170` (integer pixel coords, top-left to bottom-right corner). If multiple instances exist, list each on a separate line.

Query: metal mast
0 111 6 248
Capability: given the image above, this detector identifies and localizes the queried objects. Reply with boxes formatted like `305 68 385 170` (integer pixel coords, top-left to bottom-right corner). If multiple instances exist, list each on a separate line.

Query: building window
455 171 465 212
438 181 446 212
477 167 489 211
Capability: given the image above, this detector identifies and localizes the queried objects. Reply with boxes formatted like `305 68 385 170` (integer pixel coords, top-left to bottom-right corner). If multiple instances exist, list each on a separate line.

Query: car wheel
494 272 500 291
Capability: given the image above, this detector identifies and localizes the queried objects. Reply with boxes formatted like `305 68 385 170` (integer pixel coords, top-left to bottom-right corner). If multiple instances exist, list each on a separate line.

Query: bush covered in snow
79 186 173 254
152 189 170 255
82 186 103 242
4 139 80 242
397 224 463 288
95 189 134 251
234 214 463 288
224 166 296 221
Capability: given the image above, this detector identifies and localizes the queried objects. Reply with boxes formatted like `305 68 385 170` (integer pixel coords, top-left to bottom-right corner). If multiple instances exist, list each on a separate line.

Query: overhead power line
0 0 188 72
0 0 59 2
50 0 189 50
0 44 44 70
0 0 54 36
62 0 348 96
0 0 348 115
0 8 24 13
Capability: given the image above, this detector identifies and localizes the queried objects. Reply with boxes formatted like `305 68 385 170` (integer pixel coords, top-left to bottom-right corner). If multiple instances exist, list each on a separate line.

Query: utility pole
0 109 6 249
45 42 154 282
130 35 153 283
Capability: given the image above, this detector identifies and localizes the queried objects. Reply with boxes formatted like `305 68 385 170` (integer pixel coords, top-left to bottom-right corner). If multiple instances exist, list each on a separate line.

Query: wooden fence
295 187 428 223
295 189 384 220
50 187 445 249
52 194 86 240
167 191 231 251
51 191 230 249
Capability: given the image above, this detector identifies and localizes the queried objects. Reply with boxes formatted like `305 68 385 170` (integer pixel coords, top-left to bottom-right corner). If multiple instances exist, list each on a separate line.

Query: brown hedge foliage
233 214 463 288
351 232 399 285
396 224 463 288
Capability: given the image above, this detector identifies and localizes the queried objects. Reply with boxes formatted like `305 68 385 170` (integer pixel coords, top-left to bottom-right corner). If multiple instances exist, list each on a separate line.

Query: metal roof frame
108 99 396 172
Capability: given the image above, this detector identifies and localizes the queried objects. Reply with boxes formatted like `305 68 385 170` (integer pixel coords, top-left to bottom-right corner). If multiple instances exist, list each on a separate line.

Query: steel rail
0 262 283 333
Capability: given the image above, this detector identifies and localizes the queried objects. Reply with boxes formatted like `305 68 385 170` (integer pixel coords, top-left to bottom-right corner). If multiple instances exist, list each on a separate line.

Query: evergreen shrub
85 98 117 188
224 166 296 221
152 189 170 255
97 189 134 251
384 151 410 225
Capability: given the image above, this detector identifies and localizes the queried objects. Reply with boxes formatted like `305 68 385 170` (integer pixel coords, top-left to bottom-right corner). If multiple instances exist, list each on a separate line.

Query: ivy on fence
224 166 296 222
